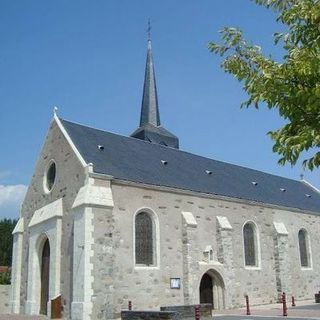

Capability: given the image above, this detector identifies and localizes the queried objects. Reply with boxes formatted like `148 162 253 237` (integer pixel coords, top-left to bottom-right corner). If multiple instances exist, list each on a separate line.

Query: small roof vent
97 145 104 150
205 170 212 175
280 188 286 192
251 181 258 186
305 194 311 198
161 160 168 165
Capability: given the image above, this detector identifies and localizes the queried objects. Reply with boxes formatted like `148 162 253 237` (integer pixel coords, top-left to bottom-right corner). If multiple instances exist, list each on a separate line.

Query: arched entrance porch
199 269 225 310
25 204 62 316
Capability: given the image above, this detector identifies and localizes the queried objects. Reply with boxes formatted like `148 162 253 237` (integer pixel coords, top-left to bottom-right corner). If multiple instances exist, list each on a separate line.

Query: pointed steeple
140 39 160 127
131 35 179 149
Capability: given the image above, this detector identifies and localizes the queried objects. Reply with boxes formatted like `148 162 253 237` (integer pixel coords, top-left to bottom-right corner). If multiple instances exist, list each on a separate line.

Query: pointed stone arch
39 237 50 315
199 269 225 310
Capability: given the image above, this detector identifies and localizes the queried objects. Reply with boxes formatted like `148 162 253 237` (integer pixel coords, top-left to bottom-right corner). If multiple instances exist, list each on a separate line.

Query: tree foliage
0 218 17 266
0 271 11 285
209 0 320 170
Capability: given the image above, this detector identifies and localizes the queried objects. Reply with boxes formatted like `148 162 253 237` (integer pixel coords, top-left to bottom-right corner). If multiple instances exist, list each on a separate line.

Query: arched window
298 229 310 267
135 211 155 265
243 222 258 267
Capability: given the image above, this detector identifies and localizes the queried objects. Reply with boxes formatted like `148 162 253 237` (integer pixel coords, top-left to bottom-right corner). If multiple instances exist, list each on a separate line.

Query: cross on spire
147 19 151 40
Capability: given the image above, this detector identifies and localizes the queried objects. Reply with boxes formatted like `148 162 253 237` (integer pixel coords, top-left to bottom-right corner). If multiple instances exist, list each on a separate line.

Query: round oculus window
44 161 56 193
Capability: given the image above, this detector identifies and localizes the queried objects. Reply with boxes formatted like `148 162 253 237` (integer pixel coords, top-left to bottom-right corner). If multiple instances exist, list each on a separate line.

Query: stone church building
10 39 320 319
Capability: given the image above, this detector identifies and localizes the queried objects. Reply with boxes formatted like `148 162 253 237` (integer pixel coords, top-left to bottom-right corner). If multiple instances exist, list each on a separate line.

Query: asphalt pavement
0 301 319 320
214 300 320 320
214 316 320 320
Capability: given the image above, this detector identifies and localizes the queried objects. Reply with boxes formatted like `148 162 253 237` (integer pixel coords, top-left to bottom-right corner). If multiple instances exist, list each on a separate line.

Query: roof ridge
60 118 178 150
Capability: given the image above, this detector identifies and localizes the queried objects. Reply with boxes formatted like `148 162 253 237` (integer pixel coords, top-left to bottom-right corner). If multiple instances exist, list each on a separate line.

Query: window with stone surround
298 229 311 268
243 222 259 267
135 211 156 266
43 160 56 193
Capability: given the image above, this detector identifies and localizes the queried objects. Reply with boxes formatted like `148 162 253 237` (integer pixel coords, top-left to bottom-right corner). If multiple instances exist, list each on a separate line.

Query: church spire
131 26 179 149
139 39 161 127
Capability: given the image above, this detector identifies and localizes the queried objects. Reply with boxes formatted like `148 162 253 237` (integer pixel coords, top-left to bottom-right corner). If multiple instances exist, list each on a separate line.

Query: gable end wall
19 119 86 316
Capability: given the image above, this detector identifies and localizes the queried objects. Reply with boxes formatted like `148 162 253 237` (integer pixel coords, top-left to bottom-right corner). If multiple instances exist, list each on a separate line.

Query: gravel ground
0 316 46 320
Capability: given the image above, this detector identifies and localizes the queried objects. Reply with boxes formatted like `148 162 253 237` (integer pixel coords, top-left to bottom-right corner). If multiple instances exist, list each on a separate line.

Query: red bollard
292 296 296 307
128 300 132 311
195 304 200 320
282 292 288 316
245 295 251 315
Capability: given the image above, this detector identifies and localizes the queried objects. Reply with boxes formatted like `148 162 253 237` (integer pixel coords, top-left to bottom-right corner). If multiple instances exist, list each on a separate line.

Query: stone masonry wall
182 212 200 305
273 208 320 299
161 304 212 320
230 204 277 306
19 119 86 316
274 231 290 299
121 310 178 320
216 224 235 307
92 206 115 319
103 182 320 315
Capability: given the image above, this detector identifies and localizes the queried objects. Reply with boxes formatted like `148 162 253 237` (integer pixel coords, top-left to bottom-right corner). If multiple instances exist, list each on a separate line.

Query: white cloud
0 185 27 219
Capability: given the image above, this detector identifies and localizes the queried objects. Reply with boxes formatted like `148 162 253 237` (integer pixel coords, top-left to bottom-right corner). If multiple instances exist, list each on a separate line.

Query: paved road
215 316 320 320
293 304 320 310
215 303 320 320
0 304 319 320
0 316 45 320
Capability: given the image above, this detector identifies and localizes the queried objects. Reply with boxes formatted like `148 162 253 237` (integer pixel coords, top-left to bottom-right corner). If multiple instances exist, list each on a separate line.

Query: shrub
0 271 11 285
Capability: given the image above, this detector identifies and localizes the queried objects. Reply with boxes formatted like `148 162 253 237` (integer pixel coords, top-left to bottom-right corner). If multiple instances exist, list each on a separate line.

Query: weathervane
53 106 58 116
147 19 151 40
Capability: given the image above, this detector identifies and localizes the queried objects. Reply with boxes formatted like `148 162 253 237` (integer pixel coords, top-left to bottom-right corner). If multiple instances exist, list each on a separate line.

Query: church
10 38 320 320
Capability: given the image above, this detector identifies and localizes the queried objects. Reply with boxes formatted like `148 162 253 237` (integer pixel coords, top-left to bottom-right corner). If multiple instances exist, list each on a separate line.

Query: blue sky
0 0 319 219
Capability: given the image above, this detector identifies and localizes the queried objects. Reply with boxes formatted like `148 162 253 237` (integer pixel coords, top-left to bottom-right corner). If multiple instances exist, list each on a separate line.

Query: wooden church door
199 273 213 307
40 239 50 315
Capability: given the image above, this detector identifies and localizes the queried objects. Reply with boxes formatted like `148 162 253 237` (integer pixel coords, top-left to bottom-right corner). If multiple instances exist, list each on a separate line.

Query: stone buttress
71 164 114 320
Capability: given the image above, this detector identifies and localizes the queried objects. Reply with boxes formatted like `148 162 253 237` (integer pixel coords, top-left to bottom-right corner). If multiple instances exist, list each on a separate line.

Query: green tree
209 0 320 170
0 271 11 285
0 218 17 266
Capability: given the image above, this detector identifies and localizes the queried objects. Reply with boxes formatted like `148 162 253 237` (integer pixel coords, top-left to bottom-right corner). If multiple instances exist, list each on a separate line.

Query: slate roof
61 118 320 214
131 123 179 149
